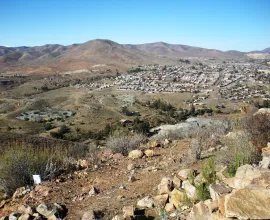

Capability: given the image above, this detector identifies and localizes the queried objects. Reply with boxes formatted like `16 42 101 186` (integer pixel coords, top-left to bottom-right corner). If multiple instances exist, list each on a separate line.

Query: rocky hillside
0 108 269 219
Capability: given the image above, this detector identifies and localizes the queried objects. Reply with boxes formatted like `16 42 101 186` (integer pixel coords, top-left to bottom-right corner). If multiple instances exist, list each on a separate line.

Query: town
72 59 270 104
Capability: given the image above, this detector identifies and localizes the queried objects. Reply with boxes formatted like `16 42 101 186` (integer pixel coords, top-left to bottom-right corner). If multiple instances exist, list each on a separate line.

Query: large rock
144 149 154 157
209 183 232 201
172 175 181 188
36 203 64 220
154 194 169 207
224 164 261 189
178 169 193 181
122 205 134 218
82 209 95 220
137 196 154 208
36 204 56 219
194 173 205 186
164 202 175 212
182 180 197 200
169 189 186 208
18 214 30 220
225 188 270 219
9 213 18 220
158 177 172 194
128 150 143 159
186 201 211 220
259 156 270 169
262 146 270 157
17 205 33 215
127 163 136 171
112 215 123 220
204 199 218 213
150 140 160 148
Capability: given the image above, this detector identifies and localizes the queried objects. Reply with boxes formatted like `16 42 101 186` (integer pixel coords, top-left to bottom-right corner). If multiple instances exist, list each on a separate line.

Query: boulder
172 175 181 188
12 187 27 199
128 150 143 159
224 164 261 189
169 189 186 208
249 171 270 188
36 203 64 220
182 180 197 200
127 163 136 171
262 146 270 157
9 213 18 220
225 188 270 219
150 140 160 148
154 194 169 207
259 156 270 169
18 214 30 220
157 177 172 194
178 169 193 181
122 205 134 218
137 196 154 208
186 201 211 220
89 186 98 196
82 209 95 220
17 205 33 215
32 185 51 197
194 173 205 186
144 149 154 157
163 139 171 146
204 199 218 213
209 183 232 201
164 202 175 213
112 215 123 220
36 204 56 219
210 212 231 220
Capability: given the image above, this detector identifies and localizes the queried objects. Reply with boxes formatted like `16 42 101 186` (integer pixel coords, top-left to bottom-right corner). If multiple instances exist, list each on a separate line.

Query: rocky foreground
0 139 270 219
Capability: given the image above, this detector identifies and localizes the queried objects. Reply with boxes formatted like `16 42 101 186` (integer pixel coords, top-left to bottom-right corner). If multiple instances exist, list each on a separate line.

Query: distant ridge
0 39 268 74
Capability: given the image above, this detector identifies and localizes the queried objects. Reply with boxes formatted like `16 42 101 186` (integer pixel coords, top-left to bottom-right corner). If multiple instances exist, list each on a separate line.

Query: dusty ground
0 139 197 219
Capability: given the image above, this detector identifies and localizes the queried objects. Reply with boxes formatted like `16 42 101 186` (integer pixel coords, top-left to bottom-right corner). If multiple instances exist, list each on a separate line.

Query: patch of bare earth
0 139 191 219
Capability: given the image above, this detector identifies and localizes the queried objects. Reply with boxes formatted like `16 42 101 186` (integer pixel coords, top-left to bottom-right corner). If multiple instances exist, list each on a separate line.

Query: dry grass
106 132 147 156
0 139 91 195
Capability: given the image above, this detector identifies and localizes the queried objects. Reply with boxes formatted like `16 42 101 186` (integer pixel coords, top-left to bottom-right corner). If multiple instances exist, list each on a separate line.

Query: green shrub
45 123 54 131
227 153 249 177
188 170 196 185
217 131 259 168
196 182 210 201
196 158 216 201
202 157 216 185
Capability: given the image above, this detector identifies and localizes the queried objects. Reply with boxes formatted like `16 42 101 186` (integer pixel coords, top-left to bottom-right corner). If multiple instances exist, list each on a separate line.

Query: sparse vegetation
241 113 270 150
156 207 169 220
0 141 90 196
106 132 146 156
196 182 210 201
196 158 216 201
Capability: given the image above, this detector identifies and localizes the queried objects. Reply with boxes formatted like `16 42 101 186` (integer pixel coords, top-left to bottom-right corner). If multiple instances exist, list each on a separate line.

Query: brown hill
0 39 249 74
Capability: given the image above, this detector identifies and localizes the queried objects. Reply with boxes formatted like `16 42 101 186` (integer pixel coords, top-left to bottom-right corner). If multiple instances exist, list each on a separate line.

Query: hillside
0 39 251 75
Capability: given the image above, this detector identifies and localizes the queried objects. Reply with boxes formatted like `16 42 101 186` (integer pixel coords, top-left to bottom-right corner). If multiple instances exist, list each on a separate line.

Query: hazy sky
1 0 270 51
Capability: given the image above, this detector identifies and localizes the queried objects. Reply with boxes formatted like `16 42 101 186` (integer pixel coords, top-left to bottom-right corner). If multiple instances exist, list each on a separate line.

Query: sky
1 0 270 51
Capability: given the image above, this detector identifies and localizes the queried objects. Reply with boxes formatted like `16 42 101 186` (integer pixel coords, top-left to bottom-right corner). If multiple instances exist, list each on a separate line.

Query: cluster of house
115 62 270 101
66 60 269 102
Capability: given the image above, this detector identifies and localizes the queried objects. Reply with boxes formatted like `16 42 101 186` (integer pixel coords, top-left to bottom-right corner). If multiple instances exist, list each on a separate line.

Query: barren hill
0 39 265 75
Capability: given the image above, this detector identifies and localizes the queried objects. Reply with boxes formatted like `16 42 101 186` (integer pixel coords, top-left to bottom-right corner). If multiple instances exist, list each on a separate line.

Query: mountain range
0 39 269 74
